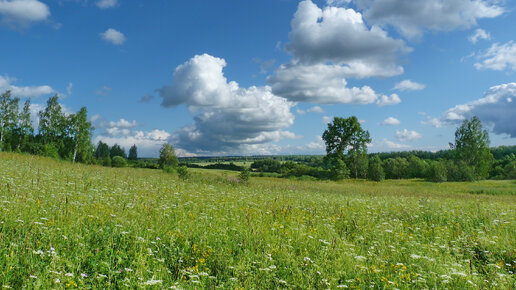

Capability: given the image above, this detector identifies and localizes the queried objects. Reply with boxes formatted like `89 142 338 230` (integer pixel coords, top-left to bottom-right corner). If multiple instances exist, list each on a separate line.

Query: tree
322 116 371 179
177 165 189 180
95 141 110 159
128 144 138 161
454 116 493 180
110 144 126 159
68 107 93 163
238 167 250 183
158 143 178 169
0 91 19 151
367 155 384 182
112 156 127 167
38 95 65 146
15 99 33 150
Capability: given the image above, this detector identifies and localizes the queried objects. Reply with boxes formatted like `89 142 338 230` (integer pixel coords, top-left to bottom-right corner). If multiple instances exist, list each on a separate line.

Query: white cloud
96 0 117 9
0 0 50 28
322 116 332 124
393 79 425 91
268 0 408 104
268 63 379 104
425 83 516 138
108 118 137 129
100 28 126 45
396 129 422 141
355 0 504 40
158 54 296 155
307 106 324 113
94 129 170 158
286 0 408 74
376 93 401 106
372 138 410 150
66 82 73 95
381 117 400 125
0 75 54 98
469 28 490 44
474 41 516 71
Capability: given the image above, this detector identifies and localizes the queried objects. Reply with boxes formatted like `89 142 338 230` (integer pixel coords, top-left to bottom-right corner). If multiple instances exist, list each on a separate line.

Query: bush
177 166 189 180
427 161 447 182
42 144 59 159
163 166 175 174
102 156 111 167
111 156 127 167
368 156 385 182
238 167 250 183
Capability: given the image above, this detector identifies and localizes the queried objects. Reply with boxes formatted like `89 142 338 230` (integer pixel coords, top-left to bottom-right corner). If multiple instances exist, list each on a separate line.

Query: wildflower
143 277 163 285
65 273 73 277
124 268 133 272
81 273 88 278
29 275 37 279
55 279 61 283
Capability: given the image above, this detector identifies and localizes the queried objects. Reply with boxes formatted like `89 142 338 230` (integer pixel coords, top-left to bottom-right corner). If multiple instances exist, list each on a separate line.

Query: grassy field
0 152 515 288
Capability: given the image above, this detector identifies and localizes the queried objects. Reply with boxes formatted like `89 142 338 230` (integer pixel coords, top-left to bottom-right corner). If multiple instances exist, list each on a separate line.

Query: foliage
322 116 371 179
111 156 127 167
238 167 250 183
367 155 384 182
454 116 493 180
110 144 127 159
128 144 138 161
158 144 178 169
427 161 447 182
177 165 189 180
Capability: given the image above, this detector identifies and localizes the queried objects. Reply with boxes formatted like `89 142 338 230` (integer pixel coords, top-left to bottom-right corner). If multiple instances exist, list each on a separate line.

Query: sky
1 0 516 157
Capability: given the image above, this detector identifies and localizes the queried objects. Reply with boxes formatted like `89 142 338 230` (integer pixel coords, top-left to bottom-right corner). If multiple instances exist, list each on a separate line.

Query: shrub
111 156 127 168
42 144 59 159
238 167 250 183
177 166 189 180
368 156 385 182
427 161 447 182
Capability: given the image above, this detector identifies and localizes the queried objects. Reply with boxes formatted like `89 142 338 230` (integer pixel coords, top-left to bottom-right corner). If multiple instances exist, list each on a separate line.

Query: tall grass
0 152 514 288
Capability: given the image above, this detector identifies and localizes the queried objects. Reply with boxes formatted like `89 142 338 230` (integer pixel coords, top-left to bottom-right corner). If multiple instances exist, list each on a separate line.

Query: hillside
0 152 515 288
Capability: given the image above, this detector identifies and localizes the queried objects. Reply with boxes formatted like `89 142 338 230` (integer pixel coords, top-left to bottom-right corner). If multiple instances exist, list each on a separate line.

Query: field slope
0 152 515 288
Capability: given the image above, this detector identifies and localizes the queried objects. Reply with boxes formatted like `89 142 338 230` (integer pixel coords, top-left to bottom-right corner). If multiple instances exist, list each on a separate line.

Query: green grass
0 152 515 288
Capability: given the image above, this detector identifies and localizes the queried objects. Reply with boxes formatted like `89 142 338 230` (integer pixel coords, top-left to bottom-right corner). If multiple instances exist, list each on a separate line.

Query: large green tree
158 143 178 169
15 99 34 150
128 144 138 161
0 91 19 151
322 116 371 179
68 107 93 163
38 95 65 146
454 116 493 180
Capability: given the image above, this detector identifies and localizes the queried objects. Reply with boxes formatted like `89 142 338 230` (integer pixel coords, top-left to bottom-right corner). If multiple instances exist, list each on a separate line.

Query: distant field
0 152 515 288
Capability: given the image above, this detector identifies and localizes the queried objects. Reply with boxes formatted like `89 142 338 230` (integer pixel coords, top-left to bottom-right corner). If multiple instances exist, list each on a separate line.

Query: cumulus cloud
396 129 422 141
268 0 408 104
307 106 324 113
424 83 516 138
376 93 401 106
91 115 170 157
108 118 137 129
354 0 504 40
158 54 296 155
0 75 54 98
372 138 410 150
381 117 400 125
469 28 490 44
474 41 516 71
96 0 117 9
393 79 425 91
268 64 379 104
66 82 73 95
0 0 50 28
139 95 153 103
100 28 126 45
94 129 170 157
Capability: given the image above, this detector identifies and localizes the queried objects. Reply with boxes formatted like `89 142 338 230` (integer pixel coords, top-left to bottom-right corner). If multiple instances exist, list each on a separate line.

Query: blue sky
1 0 516 157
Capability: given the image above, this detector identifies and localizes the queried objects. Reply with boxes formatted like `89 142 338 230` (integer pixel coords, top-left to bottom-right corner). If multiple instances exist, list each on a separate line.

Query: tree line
250 116 515 182
1 91 93 162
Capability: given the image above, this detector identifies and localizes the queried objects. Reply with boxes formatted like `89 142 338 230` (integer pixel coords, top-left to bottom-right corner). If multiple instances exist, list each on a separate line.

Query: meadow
0 152 515 288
